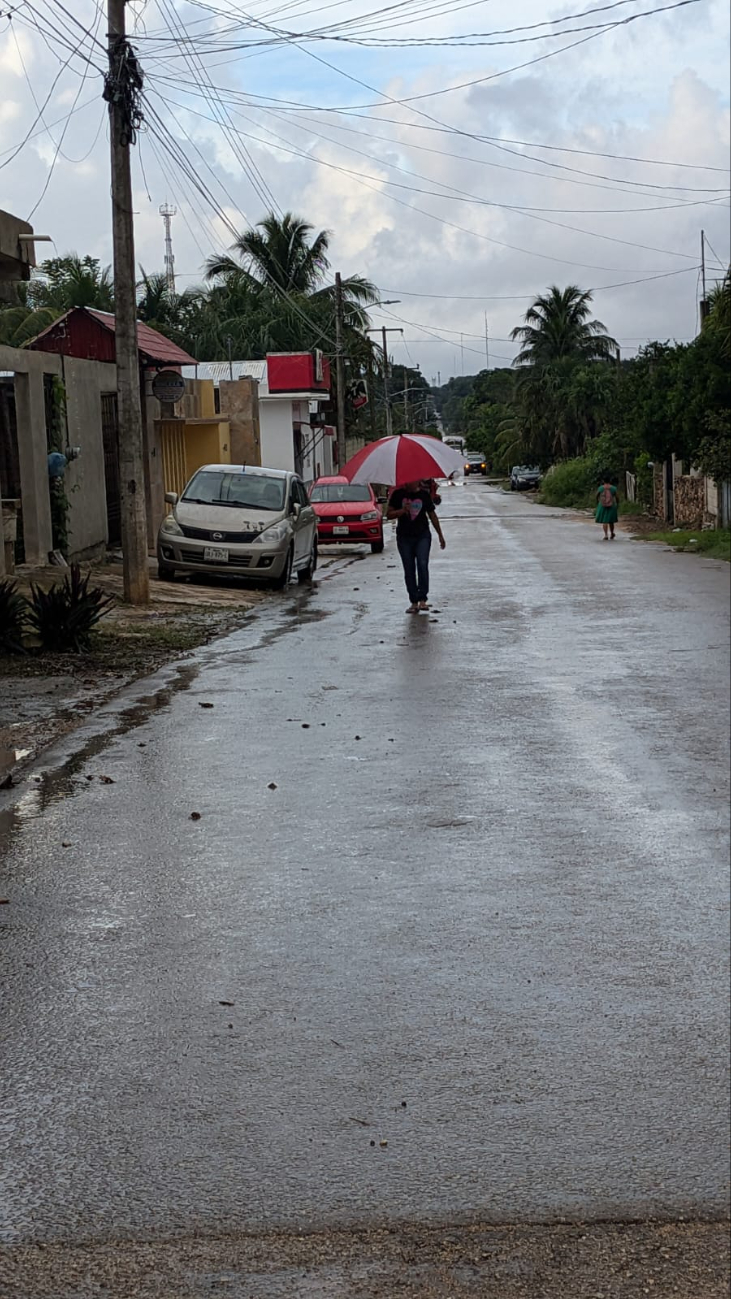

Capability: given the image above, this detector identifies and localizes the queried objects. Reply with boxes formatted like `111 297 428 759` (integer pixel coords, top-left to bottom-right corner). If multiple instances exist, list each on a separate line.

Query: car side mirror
165 491 178 506
291 500 301 516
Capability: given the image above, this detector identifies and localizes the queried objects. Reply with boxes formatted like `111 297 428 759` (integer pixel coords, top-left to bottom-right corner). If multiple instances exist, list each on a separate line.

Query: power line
150 84 714 275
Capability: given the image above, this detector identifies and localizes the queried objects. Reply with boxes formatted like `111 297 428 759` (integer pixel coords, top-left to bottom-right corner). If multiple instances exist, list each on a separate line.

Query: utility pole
403 375 409 431
106 0 149 604
334 272 347 469
700 229 710 326
484 313 489 370
366 346 377 443
460 334 465 374
366 326 402 436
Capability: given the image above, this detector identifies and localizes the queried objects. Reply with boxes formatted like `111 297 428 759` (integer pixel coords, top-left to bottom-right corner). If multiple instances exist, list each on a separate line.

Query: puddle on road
0 663 199 846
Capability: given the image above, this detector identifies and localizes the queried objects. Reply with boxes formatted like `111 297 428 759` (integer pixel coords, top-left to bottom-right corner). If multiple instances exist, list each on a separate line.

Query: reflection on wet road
1 484 729 1244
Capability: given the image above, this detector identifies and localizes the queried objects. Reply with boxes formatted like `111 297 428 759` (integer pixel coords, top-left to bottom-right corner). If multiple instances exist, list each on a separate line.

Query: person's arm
386 491 409 521
387 501 409 520
429 508 446 549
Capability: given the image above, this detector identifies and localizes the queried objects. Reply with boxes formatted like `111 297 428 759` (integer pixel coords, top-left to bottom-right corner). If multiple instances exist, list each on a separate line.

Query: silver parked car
157 464 317 587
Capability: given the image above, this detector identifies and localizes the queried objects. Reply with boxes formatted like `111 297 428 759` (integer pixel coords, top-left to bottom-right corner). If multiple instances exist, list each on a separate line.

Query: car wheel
272 546 293 590
157 564 175 580
371 539 384 553
298 538 318 582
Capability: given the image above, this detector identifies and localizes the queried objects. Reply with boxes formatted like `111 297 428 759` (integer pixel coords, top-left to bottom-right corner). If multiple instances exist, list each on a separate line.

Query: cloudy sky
1 0 728 380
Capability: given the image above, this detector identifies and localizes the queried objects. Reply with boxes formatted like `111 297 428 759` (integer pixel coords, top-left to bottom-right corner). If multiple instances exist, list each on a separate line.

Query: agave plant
0 579 29 654
28 566 115 653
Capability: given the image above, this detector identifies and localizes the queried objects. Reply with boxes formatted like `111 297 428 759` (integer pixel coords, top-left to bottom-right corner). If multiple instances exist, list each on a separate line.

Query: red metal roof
86 310 197 365
27 307 197 366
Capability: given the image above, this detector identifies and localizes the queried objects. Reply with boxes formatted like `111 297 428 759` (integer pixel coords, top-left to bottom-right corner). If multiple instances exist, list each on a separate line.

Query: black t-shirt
389 488 435 538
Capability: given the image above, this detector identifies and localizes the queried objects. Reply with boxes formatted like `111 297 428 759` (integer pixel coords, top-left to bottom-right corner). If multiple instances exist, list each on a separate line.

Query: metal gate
101 393 121 546
159 420 187 497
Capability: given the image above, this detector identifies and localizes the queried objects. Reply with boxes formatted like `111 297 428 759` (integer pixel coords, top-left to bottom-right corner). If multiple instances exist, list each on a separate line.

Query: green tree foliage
201 211 378 359
0 254 114 345
510 285 618 365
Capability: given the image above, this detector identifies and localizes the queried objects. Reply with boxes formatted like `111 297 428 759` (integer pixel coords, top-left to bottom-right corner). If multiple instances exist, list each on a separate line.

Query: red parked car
309 476 384 552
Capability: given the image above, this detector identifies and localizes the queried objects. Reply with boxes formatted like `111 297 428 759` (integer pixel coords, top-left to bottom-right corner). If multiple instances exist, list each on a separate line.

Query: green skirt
595 503 618 524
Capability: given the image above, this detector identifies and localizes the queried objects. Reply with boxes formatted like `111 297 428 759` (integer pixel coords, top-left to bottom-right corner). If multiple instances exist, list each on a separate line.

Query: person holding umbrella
338 434 462 611
387 481 446 613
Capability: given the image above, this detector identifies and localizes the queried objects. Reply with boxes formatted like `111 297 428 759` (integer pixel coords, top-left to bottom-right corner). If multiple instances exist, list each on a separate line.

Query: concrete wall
219 378 261 467
63 356 116 559
182 379 216 420
0 209 35 302
259 398 295 472
0 344 116 566
142 372 167 549
0 345 58 564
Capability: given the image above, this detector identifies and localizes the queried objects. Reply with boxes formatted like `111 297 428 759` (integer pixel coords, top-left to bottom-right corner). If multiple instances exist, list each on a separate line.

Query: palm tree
511 285 618 366
27 254 115 313
205 211 378 329
705 269 730 359
0 255 115 346
207 212 330 295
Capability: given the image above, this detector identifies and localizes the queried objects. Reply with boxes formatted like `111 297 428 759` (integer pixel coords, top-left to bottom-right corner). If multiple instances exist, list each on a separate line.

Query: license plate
332 526 349 535
203 546 229 562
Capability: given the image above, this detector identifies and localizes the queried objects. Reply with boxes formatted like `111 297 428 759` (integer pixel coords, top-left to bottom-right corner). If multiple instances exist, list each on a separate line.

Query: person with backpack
596 476 619 540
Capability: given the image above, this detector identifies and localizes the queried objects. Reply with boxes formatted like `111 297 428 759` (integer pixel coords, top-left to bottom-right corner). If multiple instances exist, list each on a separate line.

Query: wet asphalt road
0 483 729 1246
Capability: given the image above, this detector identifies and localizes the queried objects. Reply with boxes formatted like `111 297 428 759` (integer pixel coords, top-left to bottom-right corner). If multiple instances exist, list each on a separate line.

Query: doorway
0 377 24 564
101 393 121 546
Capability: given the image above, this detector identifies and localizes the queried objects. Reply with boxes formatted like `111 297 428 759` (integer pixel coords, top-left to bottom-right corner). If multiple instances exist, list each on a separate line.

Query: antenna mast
159 203 177 294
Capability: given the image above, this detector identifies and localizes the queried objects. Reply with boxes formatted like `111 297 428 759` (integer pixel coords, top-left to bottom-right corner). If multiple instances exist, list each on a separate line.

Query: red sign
267 352 331 395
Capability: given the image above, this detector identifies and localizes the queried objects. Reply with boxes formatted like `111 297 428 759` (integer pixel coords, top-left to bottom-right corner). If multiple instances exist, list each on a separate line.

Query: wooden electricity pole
106 0 149 604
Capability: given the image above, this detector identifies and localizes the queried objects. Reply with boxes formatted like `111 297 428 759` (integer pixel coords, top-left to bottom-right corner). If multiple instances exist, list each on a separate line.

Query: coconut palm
136 270 205 345
205 211 378 329
26 255 115 313
511 285 618 366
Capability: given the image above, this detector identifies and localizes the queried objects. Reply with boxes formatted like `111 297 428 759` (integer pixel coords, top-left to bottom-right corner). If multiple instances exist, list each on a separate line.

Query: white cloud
0 0 728 374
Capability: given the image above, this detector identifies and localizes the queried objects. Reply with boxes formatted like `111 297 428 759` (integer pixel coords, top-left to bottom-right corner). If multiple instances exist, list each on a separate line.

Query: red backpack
600 485 614 508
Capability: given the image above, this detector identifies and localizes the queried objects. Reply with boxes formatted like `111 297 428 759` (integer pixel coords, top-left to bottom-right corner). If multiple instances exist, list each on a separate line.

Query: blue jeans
398 530 431 604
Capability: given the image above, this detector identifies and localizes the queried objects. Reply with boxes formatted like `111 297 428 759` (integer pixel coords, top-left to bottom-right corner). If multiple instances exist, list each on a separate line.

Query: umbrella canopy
341 434 465 486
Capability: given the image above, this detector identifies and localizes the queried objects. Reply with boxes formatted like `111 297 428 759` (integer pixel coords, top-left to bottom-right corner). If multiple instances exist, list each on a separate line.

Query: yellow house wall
184 420 231 480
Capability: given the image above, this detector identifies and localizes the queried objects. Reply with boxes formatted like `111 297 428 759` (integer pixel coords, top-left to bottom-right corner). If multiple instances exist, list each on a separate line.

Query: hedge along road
0 484 728 1284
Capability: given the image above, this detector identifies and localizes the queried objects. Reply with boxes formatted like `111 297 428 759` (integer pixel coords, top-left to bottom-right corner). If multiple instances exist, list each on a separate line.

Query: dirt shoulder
0 558 268 787
2 1219 728 1299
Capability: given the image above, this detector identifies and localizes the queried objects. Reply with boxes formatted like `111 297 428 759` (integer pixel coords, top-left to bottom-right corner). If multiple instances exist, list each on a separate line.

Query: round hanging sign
152 369 186 403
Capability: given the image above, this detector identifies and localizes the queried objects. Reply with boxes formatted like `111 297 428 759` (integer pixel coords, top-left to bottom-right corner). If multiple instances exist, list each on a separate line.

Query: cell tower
159 203 177 294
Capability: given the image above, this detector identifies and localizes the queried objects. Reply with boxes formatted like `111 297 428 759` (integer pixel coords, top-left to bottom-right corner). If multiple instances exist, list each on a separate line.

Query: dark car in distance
510 465 542 491
464 452 487 476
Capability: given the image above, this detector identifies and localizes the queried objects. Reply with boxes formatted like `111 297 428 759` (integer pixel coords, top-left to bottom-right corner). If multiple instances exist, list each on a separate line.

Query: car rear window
310 483 372 503
183 471 285 511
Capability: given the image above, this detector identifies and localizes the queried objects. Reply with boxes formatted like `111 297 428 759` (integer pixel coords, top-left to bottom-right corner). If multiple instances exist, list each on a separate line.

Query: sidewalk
0 555 269 787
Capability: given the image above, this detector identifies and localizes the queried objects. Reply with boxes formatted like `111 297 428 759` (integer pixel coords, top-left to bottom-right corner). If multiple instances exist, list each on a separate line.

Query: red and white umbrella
341 434 465 486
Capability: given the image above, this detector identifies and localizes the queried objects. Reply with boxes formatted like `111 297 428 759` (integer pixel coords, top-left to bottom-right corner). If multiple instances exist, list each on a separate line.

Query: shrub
0 579 29 654
28 566 115 652
539 458 595 509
